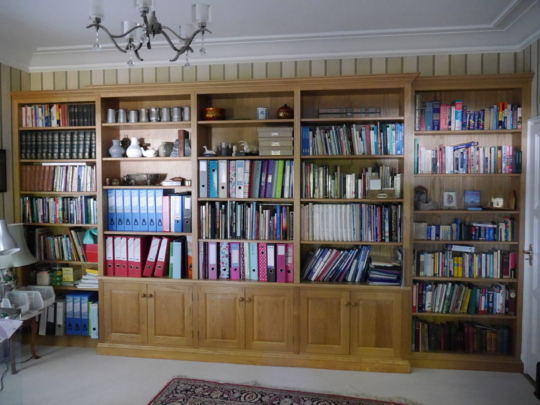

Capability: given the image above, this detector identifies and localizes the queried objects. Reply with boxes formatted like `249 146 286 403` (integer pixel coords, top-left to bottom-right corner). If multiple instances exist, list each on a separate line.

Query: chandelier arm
134 48 144 61
87 23 146 54
170 46 193 62
159 30 182 53
184 27 212 49
160 26 183 41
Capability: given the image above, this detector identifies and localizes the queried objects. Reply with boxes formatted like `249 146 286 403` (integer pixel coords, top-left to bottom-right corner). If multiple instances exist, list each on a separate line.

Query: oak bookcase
11 72 532 372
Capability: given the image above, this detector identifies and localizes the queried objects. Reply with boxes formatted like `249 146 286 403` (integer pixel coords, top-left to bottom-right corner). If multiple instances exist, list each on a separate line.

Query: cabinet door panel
246 287 293 352
103 282 147 344
197 285 245 349
299 289 350 355
148 284 193 347
350 291 402 357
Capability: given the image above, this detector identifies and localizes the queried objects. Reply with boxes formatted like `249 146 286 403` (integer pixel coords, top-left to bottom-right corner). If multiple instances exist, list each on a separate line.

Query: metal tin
257 107 269 120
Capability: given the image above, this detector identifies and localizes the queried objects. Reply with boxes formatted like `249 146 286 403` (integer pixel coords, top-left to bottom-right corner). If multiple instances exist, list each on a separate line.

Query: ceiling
1 0 539 72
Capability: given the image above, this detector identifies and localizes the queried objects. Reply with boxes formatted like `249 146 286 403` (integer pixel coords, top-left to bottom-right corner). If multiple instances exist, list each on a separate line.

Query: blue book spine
259 160 268 197
209 160 219 198
115 189 124 231
147 189 157 232
107 189 116 231
265 160 275 198
432 101 441 131
123 189 133 231
155 189 163 231
425 102 433 131
139 189 148 231
253 160 262 199
131 189 140 231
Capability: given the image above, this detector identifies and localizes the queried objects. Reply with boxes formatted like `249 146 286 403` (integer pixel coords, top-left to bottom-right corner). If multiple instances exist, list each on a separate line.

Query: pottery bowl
124 173 161 186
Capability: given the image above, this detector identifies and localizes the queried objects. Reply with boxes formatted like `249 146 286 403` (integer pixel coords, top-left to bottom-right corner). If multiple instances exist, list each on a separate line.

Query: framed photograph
442 191 458 209
464 190 481 210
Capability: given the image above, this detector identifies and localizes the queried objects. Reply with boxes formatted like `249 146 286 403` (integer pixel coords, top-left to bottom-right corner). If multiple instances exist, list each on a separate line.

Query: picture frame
441 190 458 209
464 190 481 210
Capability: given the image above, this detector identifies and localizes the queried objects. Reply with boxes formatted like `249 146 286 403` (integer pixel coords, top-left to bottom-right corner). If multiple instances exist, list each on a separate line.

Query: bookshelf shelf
201 238 293 243
300 155 403 160
413 240 518 245
103 186 192 190
199 198 294 203
53 286 98 291
19 126 96 131
300 241 403 246
414 174 520 177
23 223 97 227
38 260 98 265
20 159 96 163
412 313 516 319
415 129 521 136
198 156 291 160
104 231 191 236
412 277 518 282
301 198 404 203
301 117 404 123
102 157 191 162
20 191 97 196
102 122 191 130
197 119 294 126
414 210 519 215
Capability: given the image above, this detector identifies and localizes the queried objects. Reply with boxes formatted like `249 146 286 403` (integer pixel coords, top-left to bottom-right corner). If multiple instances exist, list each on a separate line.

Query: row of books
37 294 99 338
21 196 98 225
105 235 192 279
413 217 516 242
415 98 522 131
107 189 192 233
317 107 381 119
300 123 404 156
21 164 97 192
30 227 90 262
198 241 293 282
414 141 521 174
20 131 96 160
412 281 516 315
199 159 294 199
21 104 96 127
301 163 402 199
413 247 517 279
411 319 511 355
199 201 293 241
300 203 402 242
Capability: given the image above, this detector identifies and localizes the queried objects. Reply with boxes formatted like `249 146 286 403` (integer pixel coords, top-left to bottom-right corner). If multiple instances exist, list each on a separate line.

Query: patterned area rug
148 378 407 405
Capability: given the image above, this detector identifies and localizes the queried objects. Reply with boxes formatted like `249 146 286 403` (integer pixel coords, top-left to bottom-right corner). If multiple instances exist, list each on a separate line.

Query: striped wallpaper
1 40 539 220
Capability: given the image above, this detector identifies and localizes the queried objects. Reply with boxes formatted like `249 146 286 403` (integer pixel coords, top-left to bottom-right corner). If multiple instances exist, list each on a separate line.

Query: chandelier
87 0 212 68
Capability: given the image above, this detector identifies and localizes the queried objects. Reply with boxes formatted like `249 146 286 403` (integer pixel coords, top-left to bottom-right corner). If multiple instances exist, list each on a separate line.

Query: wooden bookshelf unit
11 72 532 372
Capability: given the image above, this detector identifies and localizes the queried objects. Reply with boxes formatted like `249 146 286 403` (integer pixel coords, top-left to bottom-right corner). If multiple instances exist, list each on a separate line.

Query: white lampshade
89 0 105 20
0 220 19 256
192 4 211 24
122 21 139 40
134 0 155 12
0 224 37 267
180 24 195 39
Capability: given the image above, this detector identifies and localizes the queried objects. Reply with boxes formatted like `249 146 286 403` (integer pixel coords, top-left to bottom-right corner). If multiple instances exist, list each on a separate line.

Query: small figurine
105 178 111 186
239 141 259 155
202 146 216 156
232 145 237 156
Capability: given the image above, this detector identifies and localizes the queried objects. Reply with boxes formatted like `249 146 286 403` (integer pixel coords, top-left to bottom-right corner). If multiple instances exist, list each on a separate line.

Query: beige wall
1 40 539 219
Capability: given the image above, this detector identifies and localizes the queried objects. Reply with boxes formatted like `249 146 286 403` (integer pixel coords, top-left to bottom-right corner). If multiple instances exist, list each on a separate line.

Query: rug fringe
168 376 423 405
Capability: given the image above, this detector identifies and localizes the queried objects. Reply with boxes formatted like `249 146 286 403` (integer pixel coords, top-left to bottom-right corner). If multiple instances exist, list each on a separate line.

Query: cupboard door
148 284 193 347
103 282 148 344
197 285 245 349
299 289 350 355
245 287 294 352
350 291 402 357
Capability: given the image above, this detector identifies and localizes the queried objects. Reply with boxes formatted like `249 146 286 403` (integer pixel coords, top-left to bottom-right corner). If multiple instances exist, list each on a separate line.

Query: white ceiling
1 0 539 72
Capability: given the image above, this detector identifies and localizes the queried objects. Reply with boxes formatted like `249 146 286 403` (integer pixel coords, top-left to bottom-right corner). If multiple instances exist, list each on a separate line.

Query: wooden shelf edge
103 231 191 236
415 129 521 135
412 313 516 319
412 277 518 282
413 240 518 244
24 334 99 349
408 353 523 372
414 210 519 214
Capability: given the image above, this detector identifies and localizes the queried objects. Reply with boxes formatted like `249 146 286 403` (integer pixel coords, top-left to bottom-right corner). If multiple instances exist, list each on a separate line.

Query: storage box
6 291 30 314
258 147 293 156
85 244 98 262
368 189 396 199
257 127 293 138
62 267 83 284
21 286 56 308
259 139 294 147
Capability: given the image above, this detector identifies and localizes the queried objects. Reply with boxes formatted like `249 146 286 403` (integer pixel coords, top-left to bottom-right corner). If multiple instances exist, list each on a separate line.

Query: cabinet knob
238 297 244 302
147 293 153 298
344 301 350 306
352 302 358 307
141 293 147 298
246 298 252 303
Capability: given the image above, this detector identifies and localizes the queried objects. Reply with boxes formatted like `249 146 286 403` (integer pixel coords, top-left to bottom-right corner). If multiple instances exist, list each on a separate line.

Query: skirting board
97 343 411 374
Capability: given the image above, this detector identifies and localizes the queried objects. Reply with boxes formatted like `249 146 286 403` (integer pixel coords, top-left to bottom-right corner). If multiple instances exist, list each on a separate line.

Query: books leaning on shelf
21 104 96 128
411 318 511 354
413 217 516 242
199 202 293 240
20 130 97 160
20 163 97 192
300 203 402 242
367 251 403 286
107 189 191 233
198 241 293 282
301 163 401 199
412 281 516 315
415 97 522 131
21 196 98 224
414 141 521 174
26 226 91 262
75 269 99 289
301 123 404 156
199 159 294 199
104 235 192 279
413 246 517 278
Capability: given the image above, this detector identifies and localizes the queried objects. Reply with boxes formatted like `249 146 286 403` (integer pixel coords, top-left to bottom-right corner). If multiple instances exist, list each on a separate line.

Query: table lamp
0 223 37 301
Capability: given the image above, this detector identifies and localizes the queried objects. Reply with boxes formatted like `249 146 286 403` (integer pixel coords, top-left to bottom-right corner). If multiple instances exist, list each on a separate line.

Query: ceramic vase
158 142 173 157
109 139 124 157
126 137 143 158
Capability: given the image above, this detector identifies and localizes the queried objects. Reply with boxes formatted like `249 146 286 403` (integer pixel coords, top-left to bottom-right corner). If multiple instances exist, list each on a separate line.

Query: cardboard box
257 127 293 138
258 147 293 156
85 244 98 262
259 139 294 147
367 189 396 199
